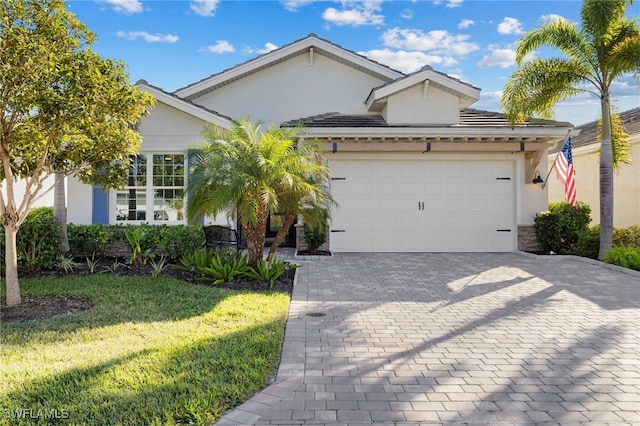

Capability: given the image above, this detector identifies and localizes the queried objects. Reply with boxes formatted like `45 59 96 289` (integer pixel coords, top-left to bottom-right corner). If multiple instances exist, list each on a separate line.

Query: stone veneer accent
295 224 330 252
518 224 541 252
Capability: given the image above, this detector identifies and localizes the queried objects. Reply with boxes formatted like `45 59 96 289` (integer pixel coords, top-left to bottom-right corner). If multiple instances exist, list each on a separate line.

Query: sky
68 0 639 126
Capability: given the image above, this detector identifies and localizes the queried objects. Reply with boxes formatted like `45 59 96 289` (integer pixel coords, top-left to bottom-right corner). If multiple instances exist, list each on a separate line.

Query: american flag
554 137 577 209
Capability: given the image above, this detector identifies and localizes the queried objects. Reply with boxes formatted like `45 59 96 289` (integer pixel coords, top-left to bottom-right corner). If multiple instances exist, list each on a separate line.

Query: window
115 154 185 223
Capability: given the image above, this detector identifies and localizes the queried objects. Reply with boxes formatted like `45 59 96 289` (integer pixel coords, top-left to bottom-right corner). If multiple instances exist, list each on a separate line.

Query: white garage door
328 158 515 252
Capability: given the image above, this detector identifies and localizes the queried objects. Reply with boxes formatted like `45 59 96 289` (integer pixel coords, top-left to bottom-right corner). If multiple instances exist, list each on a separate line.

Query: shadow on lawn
1 320 285 426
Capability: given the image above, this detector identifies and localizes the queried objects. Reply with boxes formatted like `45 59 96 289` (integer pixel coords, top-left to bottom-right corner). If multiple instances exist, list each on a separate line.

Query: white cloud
433 0 463 8
116 31 179 43
382 28 479 56
497 17 524 35
477 45 536 68
322 1 384 27
281 0 316 11
362 48 458 74
98 0 143 14
190 0 220 17
245 42 279 55
206 40 235 54
458 19 475 29
477 47 517 69
541 14 565 23
400 9 413 20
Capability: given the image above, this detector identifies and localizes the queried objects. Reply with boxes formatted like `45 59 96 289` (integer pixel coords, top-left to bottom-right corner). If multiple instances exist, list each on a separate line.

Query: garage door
328 158 515 252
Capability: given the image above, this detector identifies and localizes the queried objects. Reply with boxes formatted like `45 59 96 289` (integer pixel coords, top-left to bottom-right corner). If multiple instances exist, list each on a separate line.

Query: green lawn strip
1 275 289 425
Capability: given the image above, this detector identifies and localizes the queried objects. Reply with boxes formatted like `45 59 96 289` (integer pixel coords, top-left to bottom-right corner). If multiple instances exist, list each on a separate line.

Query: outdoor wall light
532 170 544 184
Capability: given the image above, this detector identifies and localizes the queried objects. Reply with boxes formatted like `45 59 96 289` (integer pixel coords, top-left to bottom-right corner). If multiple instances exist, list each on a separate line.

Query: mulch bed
1 257 295 324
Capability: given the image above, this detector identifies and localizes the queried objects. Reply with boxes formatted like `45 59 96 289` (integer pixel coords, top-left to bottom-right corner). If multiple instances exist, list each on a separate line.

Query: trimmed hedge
534 201 592 254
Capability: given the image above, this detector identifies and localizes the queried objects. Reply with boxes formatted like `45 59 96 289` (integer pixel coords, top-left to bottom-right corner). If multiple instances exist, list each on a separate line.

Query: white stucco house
64 33 574 253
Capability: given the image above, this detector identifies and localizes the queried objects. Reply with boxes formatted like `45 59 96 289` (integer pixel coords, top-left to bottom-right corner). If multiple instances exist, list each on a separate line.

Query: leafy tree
187 119 330 266
0 0 155 306
502 0 640 260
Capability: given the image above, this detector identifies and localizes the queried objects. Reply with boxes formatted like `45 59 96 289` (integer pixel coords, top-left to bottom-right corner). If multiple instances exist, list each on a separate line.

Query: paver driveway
217 253 640 425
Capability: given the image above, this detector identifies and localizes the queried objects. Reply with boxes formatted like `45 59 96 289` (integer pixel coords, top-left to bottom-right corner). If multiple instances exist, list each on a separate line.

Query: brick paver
216 252 640 425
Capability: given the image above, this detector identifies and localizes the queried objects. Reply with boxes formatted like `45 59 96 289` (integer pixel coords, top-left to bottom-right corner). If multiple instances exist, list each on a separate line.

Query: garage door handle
496 229 511 232
331 230 346 233
496 177 511 180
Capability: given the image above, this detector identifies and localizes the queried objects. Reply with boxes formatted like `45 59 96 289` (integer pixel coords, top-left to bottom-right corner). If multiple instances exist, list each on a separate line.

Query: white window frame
109 152 187 225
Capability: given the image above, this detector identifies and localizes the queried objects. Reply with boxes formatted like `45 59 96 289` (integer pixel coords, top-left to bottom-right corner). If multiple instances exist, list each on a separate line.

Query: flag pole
541 130 571 189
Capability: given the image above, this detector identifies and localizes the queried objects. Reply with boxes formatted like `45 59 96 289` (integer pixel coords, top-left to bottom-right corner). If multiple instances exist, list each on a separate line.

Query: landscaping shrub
15 207 61 271
534 201 591 253
572 226 600 259
303 213 329 252
160 224 205 260
603 247 640 271
68 223 113 259
613 225 640 248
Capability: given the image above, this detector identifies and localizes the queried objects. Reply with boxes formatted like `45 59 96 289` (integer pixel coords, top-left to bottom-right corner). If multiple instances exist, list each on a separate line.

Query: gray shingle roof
549 107 640 153
281 108 572 128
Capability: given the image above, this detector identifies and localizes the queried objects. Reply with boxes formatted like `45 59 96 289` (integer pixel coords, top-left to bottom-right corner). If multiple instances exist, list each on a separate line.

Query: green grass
0 275 290 425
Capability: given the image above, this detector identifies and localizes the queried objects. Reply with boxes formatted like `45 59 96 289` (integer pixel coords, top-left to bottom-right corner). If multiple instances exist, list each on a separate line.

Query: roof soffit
174 35 404 101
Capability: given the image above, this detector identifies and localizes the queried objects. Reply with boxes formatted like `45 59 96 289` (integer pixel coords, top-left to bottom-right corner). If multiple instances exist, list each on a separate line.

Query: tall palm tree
187 119 329 266
502 0 640 259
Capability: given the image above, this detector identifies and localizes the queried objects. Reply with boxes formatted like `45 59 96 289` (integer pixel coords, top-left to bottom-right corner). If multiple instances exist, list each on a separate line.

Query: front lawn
0 275 290 425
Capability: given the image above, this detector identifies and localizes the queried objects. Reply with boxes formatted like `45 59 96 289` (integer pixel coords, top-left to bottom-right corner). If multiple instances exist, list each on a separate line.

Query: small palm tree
502 0 640 259
187 118 330 266
267 154 334 260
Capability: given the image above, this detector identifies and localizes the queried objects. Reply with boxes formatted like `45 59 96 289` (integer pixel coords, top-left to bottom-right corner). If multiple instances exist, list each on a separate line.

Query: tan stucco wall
547 139 640 227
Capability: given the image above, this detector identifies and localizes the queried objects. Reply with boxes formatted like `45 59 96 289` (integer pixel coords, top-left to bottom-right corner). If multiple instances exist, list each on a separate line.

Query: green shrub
302 206 330 252
603 247 640 271
16 207 61 271
160 224 206 260
613 225 640 248
68 223 113 259
201 251 254 285
245 258 291 288
534 201 591 253
572 226 600 259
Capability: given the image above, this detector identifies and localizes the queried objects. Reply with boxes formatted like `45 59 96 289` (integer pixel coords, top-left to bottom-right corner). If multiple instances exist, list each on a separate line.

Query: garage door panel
329 158 515 252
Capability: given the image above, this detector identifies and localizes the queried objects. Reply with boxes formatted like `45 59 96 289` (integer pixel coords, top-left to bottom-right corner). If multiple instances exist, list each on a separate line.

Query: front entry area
328 156 516 252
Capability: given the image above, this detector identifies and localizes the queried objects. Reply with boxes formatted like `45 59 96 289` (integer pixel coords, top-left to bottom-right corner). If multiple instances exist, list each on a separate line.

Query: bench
203 225 243 252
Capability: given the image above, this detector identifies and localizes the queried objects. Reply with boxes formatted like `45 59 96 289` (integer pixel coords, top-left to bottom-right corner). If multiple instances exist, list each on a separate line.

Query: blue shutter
92 185 109 224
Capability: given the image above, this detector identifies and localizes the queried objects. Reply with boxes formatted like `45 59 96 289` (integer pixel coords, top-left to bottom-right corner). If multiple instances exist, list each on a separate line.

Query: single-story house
547 107 639 228
65 33 575 252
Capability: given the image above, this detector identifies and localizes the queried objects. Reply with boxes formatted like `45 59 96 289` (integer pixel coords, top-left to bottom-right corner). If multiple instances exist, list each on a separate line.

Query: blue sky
69 0 639 126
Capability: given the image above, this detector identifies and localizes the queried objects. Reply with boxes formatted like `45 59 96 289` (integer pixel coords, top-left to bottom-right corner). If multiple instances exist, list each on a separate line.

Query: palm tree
267 153 334 260
187 119 330 266
502 0 640 259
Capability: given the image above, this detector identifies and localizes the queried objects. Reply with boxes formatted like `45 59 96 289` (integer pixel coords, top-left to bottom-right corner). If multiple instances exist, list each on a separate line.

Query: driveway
217 252 640 425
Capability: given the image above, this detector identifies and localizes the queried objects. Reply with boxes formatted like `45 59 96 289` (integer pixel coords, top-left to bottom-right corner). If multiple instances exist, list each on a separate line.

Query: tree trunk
4 221 21 306
598 95 614 260
268 211 297 260
244 204 269 267
54 173 69 252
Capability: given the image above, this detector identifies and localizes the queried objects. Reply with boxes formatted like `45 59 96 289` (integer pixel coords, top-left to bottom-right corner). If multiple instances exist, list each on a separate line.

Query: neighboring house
64 33 574 252
547 107 640 228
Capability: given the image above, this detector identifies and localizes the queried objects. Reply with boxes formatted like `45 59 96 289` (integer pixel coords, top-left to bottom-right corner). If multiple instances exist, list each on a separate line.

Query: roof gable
137 80 233 128
173 34 404 101
366 66 480 112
